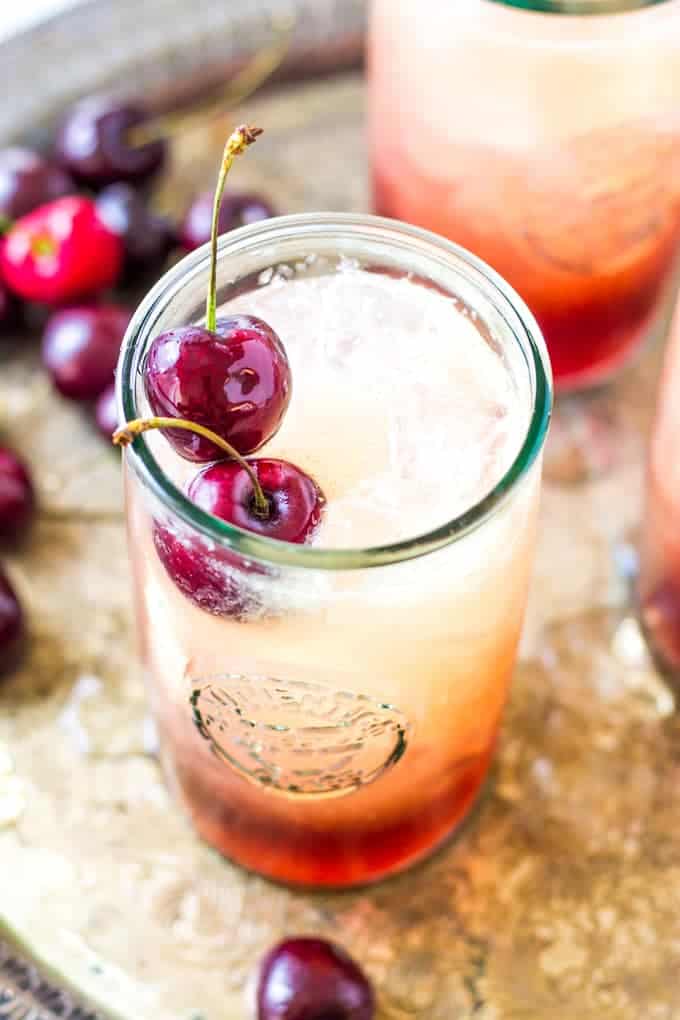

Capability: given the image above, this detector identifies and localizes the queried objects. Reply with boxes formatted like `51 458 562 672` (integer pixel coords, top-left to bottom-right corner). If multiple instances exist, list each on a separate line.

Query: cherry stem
113 416 270 517
206 124 263 334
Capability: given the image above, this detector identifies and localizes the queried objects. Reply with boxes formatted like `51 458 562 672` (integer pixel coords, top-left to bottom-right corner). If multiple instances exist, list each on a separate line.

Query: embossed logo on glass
190 675 409 797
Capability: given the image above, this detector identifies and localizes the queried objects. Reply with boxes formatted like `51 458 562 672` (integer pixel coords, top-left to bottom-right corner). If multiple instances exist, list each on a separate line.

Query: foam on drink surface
217 265 526 548
146 264 527 549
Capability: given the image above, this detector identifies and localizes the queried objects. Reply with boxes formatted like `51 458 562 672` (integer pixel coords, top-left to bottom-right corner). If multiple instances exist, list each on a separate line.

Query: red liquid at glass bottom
372 129 680 391
157 706 494 888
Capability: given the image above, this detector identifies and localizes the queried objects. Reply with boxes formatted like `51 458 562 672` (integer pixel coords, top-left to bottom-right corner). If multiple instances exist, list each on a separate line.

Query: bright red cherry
42 304 130 401
144 315 291 461
55 95 166 188
0 568 24 676
0 196 123 304
180 190 275 252
0 447 34 539
0 147 74 220
257 938 375 1020
94 382 118 439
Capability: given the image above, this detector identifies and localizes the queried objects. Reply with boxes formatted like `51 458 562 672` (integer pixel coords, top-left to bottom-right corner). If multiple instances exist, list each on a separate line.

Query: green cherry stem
113 416 270 517
206 124 263 333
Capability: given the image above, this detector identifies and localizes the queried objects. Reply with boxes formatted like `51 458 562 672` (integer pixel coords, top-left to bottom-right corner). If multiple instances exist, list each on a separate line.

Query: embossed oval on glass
117 214 551 888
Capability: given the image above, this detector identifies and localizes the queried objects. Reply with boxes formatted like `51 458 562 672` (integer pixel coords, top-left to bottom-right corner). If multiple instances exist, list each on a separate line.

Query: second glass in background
369 0 680 392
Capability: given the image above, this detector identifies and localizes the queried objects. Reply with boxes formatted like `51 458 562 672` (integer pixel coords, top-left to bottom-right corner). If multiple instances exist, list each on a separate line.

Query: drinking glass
369 0 680 478
116 214 552 888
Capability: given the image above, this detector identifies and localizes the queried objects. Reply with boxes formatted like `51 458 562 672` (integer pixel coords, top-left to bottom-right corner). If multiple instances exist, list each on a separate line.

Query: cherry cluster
0 97 275 674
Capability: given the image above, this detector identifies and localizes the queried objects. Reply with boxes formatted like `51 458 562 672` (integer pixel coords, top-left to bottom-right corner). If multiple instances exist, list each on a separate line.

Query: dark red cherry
96 183 174 271
94 382 118 439
190 459 324 543
152 459 323 618
180 191 275 252
42 304 130 401
0 447 34 539
144 315 291 461
0 568 24 676
55 95 166 188
257 938 375 1020
0 147 74 221
152 525 256 619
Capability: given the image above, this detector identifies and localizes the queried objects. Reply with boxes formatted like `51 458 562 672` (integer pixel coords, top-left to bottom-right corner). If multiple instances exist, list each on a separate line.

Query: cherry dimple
144 314 291 462
0 196 123 304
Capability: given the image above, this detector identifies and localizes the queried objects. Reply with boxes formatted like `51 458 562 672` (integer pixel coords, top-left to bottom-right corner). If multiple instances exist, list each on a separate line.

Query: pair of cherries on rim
114 126 324 617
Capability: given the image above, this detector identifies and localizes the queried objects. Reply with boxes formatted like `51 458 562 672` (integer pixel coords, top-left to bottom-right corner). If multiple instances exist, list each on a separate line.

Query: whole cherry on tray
0 147 74 221
180 190 275 251
42 304 131 401
0 196 123 304
54 94 166 188
0 567 24 676
96 182 175 272
0 447 34 539
257 937 375 1020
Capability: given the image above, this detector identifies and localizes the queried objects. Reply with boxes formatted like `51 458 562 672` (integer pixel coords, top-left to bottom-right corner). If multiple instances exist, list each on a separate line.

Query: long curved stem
206 124 263 333
113 416 269 517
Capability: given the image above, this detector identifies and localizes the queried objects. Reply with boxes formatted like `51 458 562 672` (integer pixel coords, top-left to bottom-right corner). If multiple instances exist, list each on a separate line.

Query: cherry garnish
190 458 324 543
42 304 130 401
257 938 375 1020
113 419 325 618
0 568 24 676
151 525 255 619
144 314 291 461
96 183 174 271
94 382 118 439
55 95 166 188
143 125 290 461
180 190 275 251
0 196 123 304
0 447 34 539
0 147 74 222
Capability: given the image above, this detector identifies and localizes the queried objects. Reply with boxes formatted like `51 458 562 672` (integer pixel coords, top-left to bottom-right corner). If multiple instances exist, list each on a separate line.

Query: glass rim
117 213 552 571
485 0 668 11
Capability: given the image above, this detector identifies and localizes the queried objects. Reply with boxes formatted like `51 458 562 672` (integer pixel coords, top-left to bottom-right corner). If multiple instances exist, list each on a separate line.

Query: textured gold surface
1 74 678 1020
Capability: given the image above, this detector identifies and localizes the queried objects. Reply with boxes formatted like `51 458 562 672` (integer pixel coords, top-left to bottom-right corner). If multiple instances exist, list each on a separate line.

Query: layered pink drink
118 215 551 887
369 0 680 390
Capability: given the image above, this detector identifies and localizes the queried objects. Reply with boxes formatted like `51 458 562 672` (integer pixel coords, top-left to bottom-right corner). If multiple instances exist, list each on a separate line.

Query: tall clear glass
369 0 680 395
116 214 552 888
